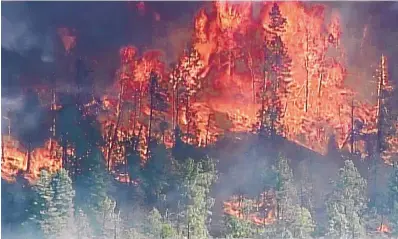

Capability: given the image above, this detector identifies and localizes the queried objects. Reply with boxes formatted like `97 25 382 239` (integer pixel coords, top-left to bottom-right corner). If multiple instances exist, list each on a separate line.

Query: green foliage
261 206 315 239
259 154 310 239
126 141 142 183
76 150 110 213
175 157 218 239
275 154 298 221
2 174 31 228
49 169 75 236
326 160 368 238
56 100 103 175
141 141 173 204
74 208 94 239
28 169 75 239
28 170 53 237
291 206 315 239
298 161 315 215
224 214 255 238
143 208 177 239
261 222 294 239
98 196 119 239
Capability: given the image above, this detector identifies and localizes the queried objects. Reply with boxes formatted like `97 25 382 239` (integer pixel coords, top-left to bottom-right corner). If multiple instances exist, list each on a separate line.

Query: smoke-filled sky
1 1 398 97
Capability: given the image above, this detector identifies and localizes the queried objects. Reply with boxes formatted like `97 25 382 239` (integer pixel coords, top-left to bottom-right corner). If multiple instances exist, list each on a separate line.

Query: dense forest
2 2 398 239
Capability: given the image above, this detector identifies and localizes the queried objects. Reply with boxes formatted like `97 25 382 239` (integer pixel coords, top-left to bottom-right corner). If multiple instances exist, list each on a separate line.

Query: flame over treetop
2 2 397 206
97 0 396 173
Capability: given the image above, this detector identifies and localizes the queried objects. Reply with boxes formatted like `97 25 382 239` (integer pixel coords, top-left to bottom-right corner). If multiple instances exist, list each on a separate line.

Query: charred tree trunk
147 72 158 158
270 72 276 142
26 141 32 173
186 95 190 143
248 52 256 104
107 81 125 171
135 125 143 152
260 71 268 134
176 78 180 131
62 138 68 169
376 56 385 155
205 113 212 146
51 77 57 139
304 28 310 113
263 191 267 227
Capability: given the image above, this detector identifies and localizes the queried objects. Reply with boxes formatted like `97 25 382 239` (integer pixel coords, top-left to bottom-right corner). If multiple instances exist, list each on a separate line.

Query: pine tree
298 161 315 216
2 173 31 231
143 208 177 239
326 160 367 238
370 55 397 207
260 154 299 238
375 55 396 160
259 3 292 139
97 196 119 239
223 214 255 238
291 206 315 239
176 157 217 239
268 3 287 35
74 208 94 239
48 168 75 237
366 156 389 234
275 154 298 222
169 46 204 147
28 170 53 238
56 94 103 179
28 169 76 239
125 136 142 184
76 150 110 213
73 150 113 239
141 141 172 205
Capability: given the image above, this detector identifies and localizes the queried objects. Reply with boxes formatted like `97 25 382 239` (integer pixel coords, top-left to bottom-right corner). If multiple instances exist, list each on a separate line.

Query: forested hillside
2 1 398 239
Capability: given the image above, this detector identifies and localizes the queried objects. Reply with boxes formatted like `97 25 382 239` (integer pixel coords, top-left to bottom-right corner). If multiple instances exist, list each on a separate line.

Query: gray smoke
1 2 55 63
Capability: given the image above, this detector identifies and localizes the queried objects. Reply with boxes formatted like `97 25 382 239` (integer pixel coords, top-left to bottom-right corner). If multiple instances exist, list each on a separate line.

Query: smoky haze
1 2 398 238
2 2 397 98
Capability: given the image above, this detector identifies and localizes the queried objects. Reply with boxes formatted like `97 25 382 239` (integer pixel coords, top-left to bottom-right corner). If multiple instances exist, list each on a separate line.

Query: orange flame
97 1 395 182
1 136 63 183
377 224 390 233
223 191 276 225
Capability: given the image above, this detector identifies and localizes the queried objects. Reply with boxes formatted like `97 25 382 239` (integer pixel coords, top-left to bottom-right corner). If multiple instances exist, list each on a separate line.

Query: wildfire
223 191 276 225
1 136 63 183
97 1 395 181
2 1 396 186
1 136 28 182
377 224 391 233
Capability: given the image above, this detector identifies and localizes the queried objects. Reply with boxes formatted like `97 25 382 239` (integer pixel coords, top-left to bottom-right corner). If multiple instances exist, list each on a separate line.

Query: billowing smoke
1 2 55 63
